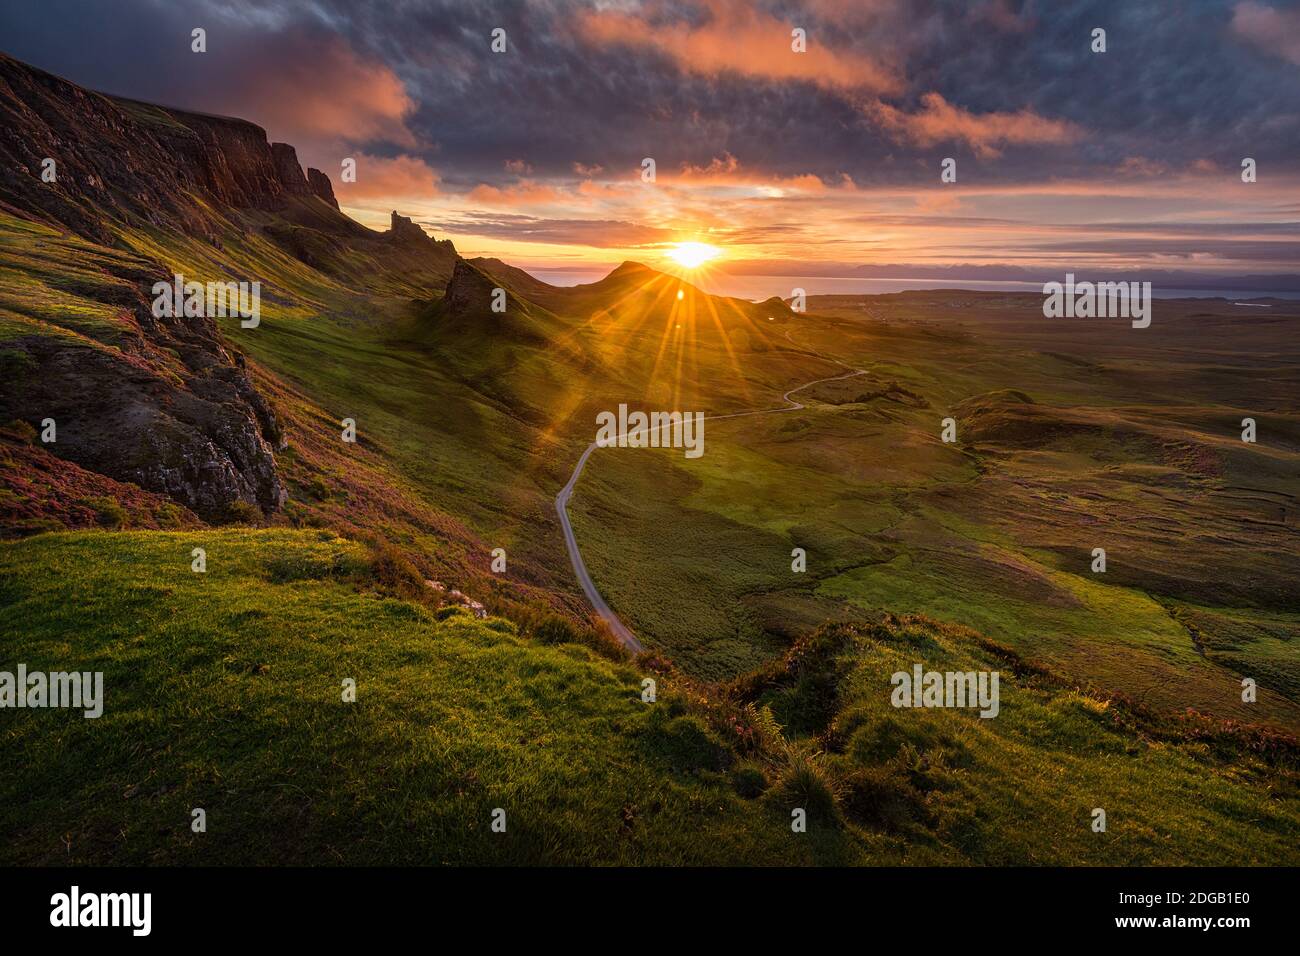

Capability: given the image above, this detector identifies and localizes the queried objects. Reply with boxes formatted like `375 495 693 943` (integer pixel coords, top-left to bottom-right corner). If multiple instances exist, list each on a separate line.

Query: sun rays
665 240 722 269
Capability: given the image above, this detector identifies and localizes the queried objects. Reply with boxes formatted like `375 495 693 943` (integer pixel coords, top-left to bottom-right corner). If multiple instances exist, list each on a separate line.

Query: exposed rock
387 210 432 244
270 142 312 198
0 264 287 521
307 167 339 209
0 52 316 242
441 258 527 316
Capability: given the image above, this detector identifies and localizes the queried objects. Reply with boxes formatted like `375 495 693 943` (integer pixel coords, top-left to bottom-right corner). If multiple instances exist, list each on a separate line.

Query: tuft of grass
765 748 842 825
80 495 126 529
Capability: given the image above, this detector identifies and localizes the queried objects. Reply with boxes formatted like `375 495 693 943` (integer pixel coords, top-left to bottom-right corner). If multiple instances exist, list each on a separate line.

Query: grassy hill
566 293 1300 734
2 529 1294 865
2 52 1296 866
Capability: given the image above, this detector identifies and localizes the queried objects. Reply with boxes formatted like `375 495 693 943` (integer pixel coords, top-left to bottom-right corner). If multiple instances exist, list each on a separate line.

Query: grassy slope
2 529 1293 865
744 616 1299 865
0 529 829 865
5 199 1298 864
567 298 1300 733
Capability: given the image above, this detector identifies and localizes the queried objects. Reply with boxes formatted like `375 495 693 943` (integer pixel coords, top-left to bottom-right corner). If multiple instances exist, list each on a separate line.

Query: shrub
4 419 37 443
732 763 769 799
82 496 125 528
766 749 841 822
369 543 424 599
839 764 926 832
0 350 36 384
533 614 580 645
582 615 631 660
154 502 186 529
845 711 948 766
306 475 331 500
224 500 262 525
647 713 732 773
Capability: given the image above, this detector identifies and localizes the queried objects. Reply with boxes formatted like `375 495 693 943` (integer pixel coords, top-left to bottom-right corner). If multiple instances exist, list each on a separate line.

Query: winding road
555 335 866 652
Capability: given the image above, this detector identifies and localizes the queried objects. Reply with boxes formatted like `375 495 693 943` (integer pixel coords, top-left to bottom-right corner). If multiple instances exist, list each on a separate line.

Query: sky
2 0 1299 280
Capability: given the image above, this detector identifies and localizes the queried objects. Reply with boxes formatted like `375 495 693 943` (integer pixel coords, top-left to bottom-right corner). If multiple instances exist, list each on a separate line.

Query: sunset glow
666 241 722 269
10 1 1297 284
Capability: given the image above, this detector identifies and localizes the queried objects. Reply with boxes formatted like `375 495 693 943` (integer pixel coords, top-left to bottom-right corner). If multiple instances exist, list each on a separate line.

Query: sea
526 271 1300 303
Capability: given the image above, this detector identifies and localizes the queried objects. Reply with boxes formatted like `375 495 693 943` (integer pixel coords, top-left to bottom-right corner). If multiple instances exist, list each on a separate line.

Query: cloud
254 36 412 146
335 154 440 200
467 181 567 206
867 92 1083 158
576 0 900 94
167 28 420 153
1231 1 1300 64
429 213 676 248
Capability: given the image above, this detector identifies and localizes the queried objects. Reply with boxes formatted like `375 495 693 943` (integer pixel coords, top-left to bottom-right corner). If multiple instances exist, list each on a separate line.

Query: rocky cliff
0 52 335 244
307 167 339 209
0 243 287 521
0 52 476 525
0 53 315 521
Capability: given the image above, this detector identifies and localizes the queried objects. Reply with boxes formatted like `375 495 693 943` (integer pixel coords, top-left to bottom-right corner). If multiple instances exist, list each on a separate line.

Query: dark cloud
3 0 1297 188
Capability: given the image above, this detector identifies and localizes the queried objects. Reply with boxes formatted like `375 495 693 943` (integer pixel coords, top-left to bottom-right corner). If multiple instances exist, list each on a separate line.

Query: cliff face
0 53 334 243
0 52 472 524
0 53 304 520
307 167 339 209
442 258 518 315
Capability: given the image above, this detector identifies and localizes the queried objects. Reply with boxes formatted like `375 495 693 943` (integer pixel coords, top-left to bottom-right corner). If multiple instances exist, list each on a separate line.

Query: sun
666 241 721 269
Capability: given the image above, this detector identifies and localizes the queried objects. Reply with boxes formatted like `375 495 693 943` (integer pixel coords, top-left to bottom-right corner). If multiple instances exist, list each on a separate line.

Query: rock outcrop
0 256 287 521
307 167 339 209
441 258 527 317
270 142 313 198
387 210 431 244
0 52 299 520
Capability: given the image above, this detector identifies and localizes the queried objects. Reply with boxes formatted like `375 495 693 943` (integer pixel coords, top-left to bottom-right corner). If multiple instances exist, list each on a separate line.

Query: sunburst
665 241 721 269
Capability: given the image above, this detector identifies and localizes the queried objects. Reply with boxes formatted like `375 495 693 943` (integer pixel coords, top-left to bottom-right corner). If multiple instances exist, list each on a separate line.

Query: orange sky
337 161 1300 278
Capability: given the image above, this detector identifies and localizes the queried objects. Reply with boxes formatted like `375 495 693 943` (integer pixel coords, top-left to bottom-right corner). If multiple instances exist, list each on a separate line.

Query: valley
0 50 1296 866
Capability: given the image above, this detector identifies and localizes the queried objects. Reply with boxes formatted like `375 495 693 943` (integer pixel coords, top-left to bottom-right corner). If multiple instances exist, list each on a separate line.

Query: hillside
0 50 1296 867
2 529 1294 865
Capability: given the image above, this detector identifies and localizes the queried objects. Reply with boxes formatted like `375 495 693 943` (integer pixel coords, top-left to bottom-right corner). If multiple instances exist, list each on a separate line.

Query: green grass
3 530 1293 865
739 616 1300 865
563 297 1300 731
0 529 842 865
5 174 1299 866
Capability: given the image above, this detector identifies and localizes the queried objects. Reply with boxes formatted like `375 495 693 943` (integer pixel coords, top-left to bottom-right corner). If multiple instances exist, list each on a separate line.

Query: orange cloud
335 153 440 200
867 92 1083 158
576 0 900 94
467 180 567 206
665 153 830 194
216 34 418 149
677 153 741 180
